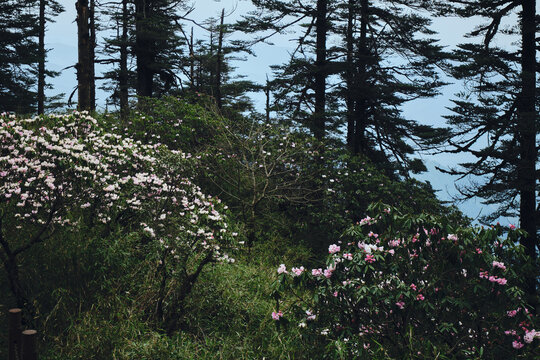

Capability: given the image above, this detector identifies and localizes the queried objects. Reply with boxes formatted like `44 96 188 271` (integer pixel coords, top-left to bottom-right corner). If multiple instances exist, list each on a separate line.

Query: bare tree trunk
353 0 368 155
119 0 129 119
215 9 225 109
518 0 537 311
76 0 94 111
265 75 271 123
189 27 194 89
89 0 96 111
135 0 153 98
313 0 327 140
37 0 46 114
345 0 355 149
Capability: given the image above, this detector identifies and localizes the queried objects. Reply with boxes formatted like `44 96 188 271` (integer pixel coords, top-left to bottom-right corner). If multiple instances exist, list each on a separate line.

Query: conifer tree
440 0 538 307
243 0 447 174
0 1 40 113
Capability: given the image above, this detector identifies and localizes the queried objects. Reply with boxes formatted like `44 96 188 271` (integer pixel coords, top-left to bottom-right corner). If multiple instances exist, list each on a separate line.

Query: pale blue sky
45 0 535 225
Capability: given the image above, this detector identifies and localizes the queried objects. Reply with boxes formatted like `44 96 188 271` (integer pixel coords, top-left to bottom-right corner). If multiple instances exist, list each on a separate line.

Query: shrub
0 111 236 330
272 203 539 359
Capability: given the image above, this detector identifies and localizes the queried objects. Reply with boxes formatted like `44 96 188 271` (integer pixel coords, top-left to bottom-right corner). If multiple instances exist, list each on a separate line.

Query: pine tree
440 0 538 307
37 0 64 114
133 0 187 99
243 0 447 174
0 0 40 113
239 0 335 139
76 0 95 111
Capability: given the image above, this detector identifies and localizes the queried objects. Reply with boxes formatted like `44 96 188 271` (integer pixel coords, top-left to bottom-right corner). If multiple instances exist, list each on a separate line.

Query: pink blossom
343 253 353 260
306 310 316 321
416 294 425 301
507 310 518 317
328 244 340 254
448 234 458 242
396 301 405 309
410 284 417 291
388 239 400 247
524 330 536 343
365 254 375 263
492 261 506 271
312 268 323 276
291 266 305 276
277 264 288 274
512 341 524 349
271 310 283 320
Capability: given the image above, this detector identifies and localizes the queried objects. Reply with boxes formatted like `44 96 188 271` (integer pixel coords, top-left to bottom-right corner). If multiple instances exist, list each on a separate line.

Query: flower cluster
271 203 537 358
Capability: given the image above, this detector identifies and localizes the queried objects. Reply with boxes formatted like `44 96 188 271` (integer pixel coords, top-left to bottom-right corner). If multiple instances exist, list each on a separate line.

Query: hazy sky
44 0 535 224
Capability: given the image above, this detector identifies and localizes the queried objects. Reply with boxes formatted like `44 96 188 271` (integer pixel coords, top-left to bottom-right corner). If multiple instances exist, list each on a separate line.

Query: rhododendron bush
0 112 236 328
272 203 539 359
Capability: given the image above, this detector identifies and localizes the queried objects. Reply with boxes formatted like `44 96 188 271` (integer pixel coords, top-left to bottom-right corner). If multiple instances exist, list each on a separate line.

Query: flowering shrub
272 203 538 359
0 112 236 329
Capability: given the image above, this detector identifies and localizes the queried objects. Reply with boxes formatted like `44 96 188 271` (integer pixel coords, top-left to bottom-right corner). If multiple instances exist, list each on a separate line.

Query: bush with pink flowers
272 202 539 359
0 112 236 330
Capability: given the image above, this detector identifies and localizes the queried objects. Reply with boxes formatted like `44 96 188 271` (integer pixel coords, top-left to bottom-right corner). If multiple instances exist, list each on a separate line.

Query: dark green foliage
438 0 538 308
242 0 449 175
0 0 40 113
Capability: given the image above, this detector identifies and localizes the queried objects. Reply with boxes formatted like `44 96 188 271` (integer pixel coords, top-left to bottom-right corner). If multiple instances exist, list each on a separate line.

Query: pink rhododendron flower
448 234 458 242
492 261 506 271
365 254 375 263
396 301 405 309
324 268 333 278
312 268 323 276
507 310 518 317
306 310 316 321
416 294 425 301
512 341 524 349
277 264 288 274
291 266 305 276
343 253 353 260
271 310 283 320
388 239 400 247
328 244 340 254
410 284 417 291
524 330 536 343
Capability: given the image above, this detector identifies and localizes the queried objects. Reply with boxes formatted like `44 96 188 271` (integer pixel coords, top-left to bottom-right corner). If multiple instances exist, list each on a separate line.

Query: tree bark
345 0 355 149
215 9 225 109
135 0 153 98
353 0 368 155
119 0 129 119
313 0 327 140
518 0 537 308
76 0 94 111
38 0 46 114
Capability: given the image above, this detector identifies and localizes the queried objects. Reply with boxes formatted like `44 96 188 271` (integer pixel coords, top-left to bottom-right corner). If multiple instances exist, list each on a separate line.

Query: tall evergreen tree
440 0 538 307
0 1 40 113
239 0 335 138
100 0 134 119
243 1 447 174
37 0 64 114
76 0 96 111
336 0 448 174
133 0 187 99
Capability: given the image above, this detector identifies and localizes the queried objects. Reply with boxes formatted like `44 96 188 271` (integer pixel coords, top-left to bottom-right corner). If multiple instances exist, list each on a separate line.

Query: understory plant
0 112 236 330
272 202 539 359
